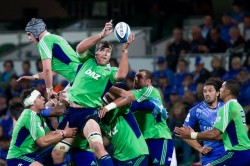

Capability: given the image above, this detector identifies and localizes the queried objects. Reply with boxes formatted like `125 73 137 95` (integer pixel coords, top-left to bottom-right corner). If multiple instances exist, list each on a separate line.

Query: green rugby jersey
7 109 49 159
69 58 118 108
213 99 250 151
100 107 149 161
38 33 85 83
131 86 172 140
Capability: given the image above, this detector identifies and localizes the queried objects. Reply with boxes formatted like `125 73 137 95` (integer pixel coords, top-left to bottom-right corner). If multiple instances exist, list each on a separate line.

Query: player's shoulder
218 101 224 107
189 101 206 113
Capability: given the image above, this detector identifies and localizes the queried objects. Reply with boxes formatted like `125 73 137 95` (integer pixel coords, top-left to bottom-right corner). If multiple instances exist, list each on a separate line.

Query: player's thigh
83 119 101 137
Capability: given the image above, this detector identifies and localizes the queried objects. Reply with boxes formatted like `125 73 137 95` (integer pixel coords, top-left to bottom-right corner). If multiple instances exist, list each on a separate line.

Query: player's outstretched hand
98 107 109 118
100 20 113 38
17 75 34 82
174 126 192 139
63 122 77 138
123 34 135 49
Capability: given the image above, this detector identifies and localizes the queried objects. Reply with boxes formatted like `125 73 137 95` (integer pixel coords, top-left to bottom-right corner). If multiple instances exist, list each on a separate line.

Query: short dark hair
139 69 153 81
204 78 223 91
95 41 113 53
224 80 240 97
20 87 36 105
8 102 24 121
23 60 31 67
4 60 14 68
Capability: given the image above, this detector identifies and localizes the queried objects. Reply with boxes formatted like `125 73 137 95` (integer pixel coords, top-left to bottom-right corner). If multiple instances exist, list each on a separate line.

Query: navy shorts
72 148 97 166
146 139 174 166
210 149 250 166
113 155 149 166
36 145 54 166
7 154 36 166
58 107 99 133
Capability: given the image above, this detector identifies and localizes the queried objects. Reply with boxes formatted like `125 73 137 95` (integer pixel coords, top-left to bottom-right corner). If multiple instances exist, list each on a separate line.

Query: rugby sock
54 161 67 166
99 154 113 166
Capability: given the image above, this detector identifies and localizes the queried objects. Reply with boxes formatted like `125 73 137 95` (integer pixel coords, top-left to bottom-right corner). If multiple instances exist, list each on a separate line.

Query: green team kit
213 99 250 151
7 109 50 160
131 86 172 140
69 57 118 108
100 106 149 161
38 33 92 83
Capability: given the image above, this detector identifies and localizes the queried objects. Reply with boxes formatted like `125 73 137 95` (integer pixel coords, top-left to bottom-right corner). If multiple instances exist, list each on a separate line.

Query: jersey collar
228 99 237 102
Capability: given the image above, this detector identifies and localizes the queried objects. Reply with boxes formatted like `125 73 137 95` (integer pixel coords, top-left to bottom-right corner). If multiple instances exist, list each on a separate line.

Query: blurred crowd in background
1 0 250 165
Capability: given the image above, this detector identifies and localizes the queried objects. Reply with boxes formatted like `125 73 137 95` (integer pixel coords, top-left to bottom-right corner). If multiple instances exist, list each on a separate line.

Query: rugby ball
114 22 131 43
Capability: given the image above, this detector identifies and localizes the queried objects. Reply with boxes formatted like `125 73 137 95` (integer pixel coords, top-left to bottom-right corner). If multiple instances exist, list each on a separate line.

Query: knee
87 132 104 150
52 149 65 162
52 140 72 162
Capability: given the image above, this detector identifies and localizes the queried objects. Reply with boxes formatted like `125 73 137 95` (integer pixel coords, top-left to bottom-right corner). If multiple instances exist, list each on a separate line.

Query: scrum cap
25 18 46 39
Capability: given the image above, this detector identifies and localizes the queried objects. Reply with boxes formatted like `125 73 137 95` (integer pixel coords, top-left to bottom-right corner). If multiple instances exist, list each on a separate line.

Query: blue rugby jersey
184 101 227 165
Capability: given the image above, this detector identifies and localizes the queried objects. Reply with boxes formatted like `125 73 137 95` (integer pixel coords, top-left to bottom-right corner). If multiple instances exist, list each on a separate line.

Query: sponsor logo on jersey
107 126 118 137
204 126 213 131
85 68 101 80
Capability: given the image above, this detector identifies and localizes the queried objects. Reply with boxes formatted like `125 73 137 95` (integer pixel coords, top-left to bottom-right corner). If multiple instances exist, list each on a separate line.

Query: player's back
38 33 81 83
215 100 250 151
100 107 148 161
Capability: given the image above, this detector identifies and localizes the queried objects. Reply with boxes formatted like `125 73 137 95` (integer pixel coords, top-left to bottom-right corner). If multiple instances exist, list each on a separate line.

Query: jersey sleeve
109 67 118 84
38 35 53 60
26 112 46 141
184 108 197 128
77 50 95 63
213 103 233 133
131 86 154 102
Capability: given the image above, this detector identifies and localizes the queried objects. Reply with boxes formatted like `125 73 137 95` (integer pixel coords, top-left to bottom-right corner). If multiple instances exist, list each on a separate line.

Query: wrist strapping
46 87 53 93
104 102 117 111
191 132 198 140
33 74 39 80
99 33 104 39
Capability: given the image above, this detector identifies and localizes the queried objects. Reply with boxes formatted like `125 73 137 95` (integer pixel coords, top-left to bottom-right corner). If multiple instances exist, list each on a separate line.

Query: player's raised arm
115 34 135 82
76 20 113 54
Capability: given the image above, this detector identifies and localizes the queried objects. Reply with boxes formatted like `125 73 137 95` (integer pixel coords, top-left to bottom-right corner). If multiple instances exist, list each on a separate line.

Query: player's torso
132 86 172 139
7 110 41 158
69 59 117 107
196 101 224 149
